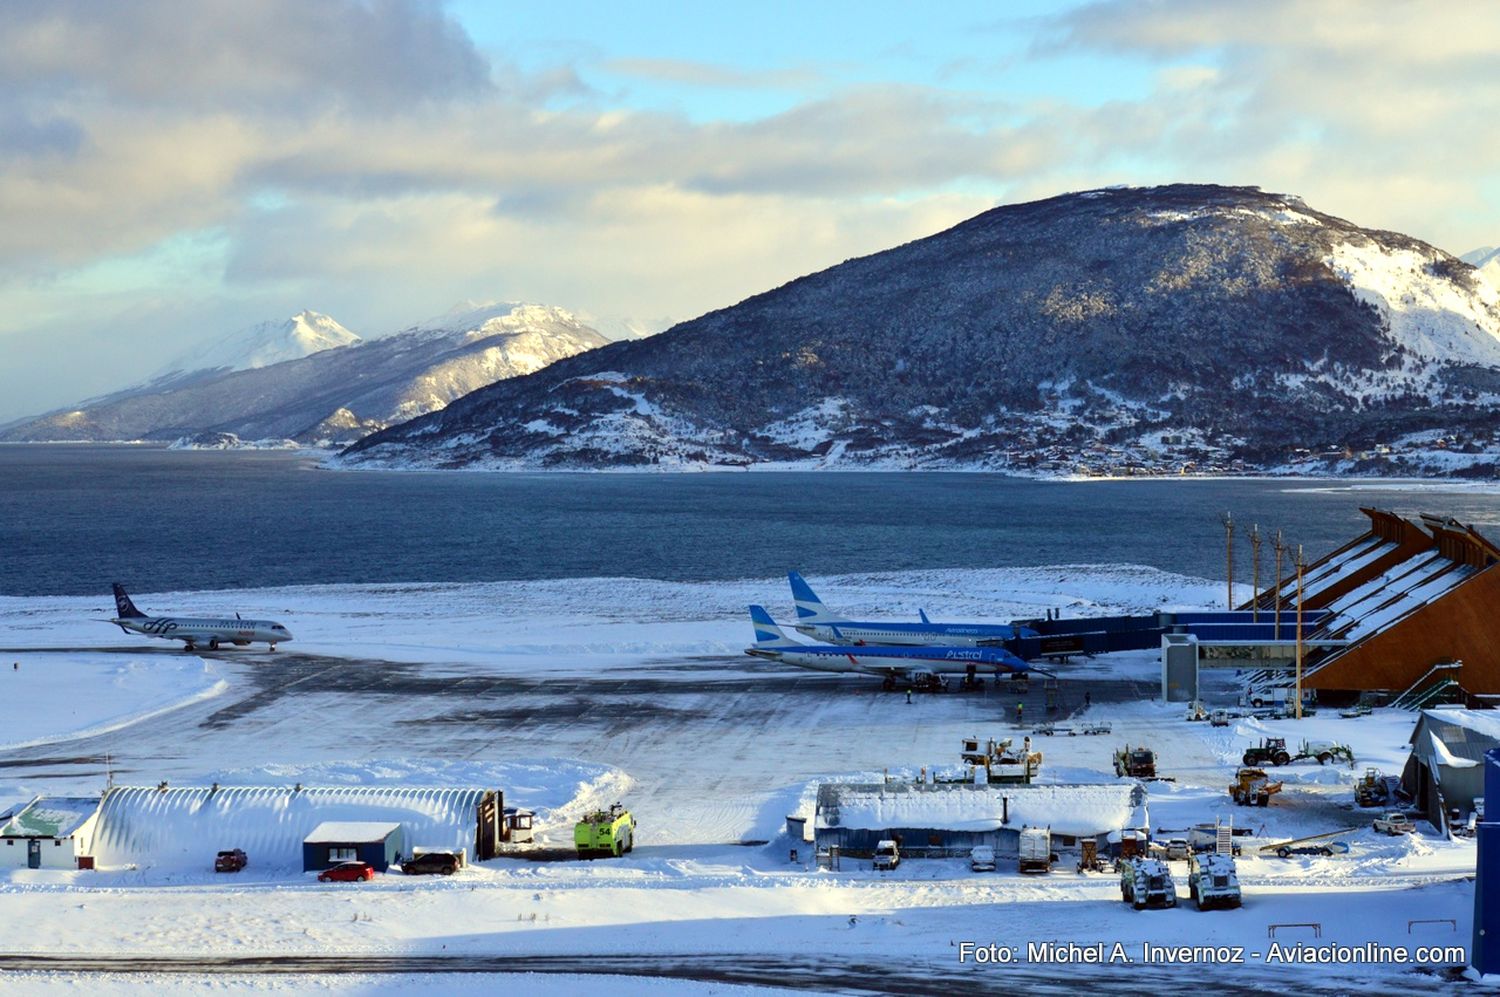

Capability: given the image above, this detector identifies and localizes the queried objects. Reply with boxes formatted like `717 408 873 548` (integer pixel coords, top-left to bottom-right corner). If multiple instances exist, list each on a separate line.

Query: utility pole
1295 544 1305 721
1272 529 1286 642
1249 524 1263 623
1221 512 1235 609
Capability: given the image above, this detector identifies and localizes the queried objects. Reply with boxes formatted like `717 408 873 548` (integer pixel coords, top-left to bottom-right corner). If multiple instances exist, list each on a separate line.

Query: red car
214 849 247 873
317 861 375 883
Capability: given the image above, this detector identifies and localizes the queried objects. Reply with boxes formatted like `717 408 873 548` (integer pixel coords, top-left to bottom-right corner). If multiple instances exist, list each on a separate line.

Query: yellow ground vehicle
1230 767 1283 806
574 803 636 859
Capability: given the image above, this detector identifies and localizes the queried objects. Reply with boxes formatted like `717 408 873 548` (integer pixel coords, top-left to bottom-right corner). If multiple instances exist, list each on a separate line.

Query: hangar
90 783 504 871
1242 509 1500 701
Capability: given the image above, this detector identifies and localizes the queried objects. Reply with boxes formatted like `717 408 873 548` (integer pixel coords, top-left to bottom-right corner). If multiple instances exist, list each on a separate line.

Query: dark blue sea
3 445 1500 596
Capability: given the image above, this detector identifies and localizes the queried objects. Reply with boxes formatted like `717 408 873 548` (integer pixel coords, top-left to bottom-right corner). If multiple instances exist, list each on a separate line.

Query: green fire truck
574 803 636 859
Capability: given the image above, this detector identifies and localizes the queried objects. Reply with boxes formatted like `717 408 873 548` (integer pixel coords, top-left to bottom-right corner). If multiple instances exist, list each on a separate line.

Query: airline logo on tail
788 571 840 623
112 582 146 619
749 605 799 647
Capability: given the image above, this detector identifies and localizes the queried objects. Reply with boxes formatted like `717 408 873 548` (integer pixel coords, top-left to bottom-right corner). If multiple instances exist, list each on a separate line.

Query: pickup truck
873 839 901 870
1373 812 1416 835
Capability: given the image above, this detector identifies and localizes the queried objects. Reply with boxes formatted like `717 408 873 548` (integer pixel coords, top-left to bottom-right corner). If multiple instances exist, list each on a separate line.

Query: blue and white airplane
787 572 1038 648
108 583 293 652
745 605 1032 686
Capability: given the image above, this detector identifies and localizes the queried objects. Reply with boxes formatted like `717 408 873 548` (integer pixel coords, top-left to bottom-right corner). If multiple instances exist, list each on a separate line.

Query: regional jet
746 605 1031 688
788 572 1038 648
108 583 292 652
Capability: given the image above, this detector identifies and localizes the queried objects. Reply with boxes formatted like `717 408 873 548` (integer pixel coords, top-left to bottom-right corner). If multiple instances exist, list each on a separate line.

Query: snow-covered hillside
156 310 360 378
344 185 1500 477
3 303 609 445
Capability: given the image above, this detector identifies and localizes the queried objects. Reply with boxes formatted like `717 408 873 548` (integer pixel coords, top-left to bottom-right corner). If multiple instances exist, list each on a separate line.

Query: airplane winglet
919 608 931 625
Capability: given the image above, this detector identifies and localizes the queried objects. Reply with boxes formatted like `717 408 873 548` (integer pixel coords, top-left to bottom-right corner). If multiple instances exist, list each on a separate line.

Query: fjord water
4 445 1500 597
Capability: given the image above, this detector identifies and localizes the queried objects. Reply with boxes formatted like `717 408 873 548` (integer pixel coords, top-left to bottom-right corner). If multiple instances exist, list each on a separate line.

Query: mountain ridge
340 184 1500 476
4 303 608 446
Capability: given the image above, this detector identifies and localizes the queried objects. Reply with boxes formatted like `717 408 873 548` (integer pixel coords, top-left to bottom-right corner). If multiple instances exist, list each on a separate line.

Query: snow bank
0 654 226 751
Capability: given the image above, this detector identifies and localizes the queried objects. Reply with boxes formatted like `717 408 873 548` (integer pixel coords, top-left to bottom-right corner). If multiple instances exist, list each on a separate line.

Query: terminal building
1245 509 1500 703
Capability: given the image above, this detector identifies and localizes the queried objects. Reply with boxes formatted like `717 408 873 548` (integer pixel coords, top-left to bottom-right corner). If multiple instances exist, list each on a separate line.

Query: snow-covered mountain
341 185 1500 476
4 303 608 445
1461 246 1498 267
156 310 361 379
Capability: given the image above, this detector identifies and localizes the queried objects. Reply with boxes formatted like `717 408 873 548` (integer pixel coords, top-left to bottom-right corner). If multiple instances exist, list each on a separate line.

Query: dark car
214 849 248 873
402 851 461 876
317 861 375 883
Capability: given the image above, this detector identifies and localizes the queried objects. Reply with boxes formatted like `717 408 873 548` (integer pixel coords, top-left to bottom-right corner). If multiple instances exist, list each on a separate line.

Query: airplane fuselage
794 620 1030 647
746 643 1028 678
112 615 291 650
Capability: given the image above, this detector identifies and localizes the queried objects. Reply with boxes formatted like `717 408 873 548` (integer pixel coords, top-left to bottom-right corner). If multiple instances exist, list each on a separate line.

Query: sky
2 0 1498 421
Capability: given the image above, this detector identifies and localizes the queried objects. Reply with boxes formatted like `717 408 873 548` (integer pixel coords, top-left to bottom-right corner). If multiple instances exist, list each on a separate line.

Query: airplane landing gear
268 643 277 652
183 642 196 652
881 674 897 692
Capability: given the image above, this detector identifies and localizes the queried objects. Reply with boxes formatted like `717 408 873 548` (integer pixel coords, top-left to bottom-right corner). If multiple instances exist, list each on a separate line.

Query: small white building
0 796 102 870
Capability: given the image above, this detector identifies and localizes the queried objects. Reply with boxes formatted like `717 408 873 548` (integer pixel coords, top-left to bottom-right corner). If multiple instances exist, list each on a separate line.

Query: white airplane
745 605 1032 688
788 571 1038 647
108 583 293 652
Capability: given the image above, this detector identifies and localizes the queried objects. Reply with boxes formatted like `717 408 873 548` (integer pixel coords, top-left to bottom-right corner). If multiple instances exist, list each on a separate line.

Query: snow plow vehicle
1187 853 1241 910
1114 744 1157 779
1242 737 1291 767
1120 858 1177 909
1230 767 1283 807
574 803 636 859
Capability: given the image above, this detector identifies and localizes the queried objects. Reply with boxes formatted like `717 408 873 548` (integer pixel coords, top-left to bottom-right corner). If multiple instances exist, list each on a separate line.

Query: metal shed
1403 707 1500 829
302 821 405 872
812 780 1146 859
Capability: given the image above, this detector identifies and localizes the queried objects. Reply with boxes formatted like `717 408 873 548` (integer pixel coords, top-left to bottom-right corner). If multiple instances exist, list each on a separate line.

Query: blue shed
302 821 405 872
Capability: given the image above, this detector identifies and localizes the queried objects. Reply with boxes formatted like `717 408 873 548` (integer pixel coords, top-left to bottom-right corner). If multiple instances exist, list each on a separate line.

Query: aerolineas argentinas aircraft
745 605 1031 688
108 583 292 652
788 571 1038 648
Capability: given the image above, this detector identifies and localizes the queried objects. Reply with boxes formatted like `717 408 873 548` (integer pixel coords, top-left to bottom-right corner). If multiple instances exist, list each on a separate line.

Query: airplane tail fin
788 571 839 623
919 608 932 625
111 583 146 619
749 605 800 648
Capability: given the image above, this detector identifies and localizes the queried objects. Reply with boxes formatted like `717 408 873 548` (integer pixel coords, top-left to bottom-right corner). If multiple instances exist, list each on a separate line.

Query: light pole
1295 544 1305 721
1249 524 1262 623
1221 512 1235 609
1272 529 1286 641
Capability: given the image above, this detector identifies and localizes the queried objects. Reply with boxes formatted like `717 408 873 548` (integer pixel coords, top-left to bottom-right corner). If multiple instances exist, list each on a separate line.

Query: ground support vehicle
1230 767 1283 807
1187 854 1241 910
575 803 636 859
1242 737 1291 767
1114 744 1157 778
1120 858 1177 909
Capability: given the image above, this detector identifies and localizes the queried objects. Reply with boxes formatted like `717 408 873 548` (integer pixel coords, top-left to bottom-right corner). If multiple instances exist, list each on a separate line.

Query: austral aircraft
787 571 1038 648
746 605 1032 689
108 583 293 652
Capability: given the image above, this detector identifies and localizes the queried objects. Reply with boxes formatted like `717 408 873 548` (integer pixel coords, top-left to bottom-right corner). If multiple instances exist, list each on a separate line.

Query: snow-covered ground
0 567 1479 991
0 653 225 753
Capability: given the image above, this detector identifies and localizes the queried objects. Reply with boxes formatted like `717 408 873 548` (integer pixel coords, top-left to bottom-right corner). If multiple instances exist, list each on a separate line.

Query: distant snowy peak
159 311 360 377
1461 246 1498 267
